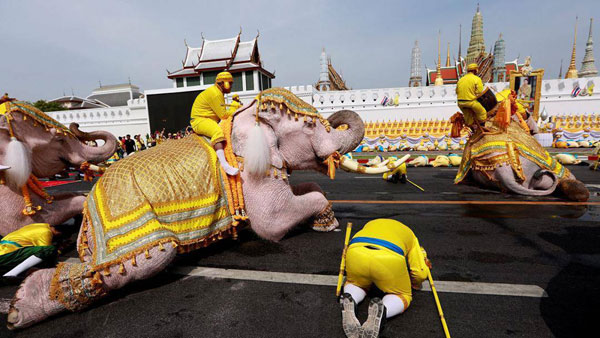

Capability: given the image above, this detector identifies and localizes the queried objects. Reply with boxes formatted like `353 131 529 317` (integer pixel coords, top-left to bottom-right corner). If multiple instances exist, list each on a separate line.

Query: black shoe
400 174 408 184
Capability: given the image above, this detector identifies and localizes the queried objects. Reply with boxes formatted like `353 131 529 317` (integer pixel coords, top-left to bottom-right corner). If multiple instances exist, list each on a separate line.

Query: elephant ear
243 111 283 176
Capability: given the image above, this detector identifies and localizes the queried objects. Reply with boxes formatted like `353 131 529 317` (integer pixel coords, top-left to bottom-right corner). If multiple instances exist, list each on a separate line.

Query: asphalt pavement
1 164 599 338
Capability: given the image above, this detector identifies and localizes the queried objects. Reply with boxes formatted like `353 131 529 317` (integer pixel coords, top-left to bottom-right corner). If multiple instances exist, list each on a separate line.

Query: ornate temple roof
49 96 109 110
466 4 486 64
315 49 348 91
426 58 519 85
50 83 142 109
168 33 273 79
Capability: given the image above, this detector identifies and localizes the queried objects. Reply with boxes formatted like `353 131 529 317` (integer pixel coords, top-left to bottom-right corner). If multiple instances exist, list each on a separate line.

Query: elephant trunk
67 123 118 164
327 110 365 154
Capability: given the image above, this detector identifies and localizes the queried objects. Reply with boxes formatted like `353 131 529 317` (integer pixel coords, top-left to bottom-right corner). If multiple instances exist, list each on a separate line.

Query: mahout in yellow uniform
0 223 58 278
456 63 486 125
190 71 241 175
339 219 431 337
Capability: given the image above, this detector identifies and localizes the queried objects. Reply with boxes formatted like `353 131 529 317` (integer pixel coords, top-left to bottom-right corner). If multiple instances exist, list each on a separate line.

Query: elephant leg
248 186 332 241
0 189 85 236
291 182 325 196
493 165 558 196
7 242 177 329
40 193 85 226
529 169 557 190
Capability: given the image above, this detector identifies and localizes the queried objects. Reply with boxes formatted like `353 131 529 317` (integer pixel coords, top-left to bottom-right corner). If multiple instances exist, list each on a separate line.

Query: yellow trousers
191 117 225 146
458 100 487 125
345 240 429 309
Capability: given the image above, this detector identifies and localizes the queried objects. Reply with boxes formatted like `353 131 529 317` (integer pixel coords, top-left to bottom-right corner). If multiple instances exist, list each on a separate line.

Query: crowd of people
114 127 194 158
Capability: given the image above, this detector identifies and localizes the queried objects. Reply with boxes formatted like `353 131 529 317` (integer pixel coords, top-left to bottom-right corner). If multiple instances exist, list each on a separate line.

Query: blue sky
0 0 598 101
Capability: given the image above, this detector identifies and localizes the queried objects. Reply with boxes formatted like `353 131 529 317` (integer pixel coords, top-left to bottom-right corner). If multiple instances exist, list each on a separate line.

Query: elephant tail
498 168 559 196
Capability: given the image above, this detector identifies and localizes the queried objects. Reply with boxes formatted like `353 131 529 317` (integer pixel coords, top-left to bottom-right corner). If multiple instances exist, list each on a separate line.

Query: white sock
216 149 239 176
3 255 44 277
382 294 406 318
344 283 367 304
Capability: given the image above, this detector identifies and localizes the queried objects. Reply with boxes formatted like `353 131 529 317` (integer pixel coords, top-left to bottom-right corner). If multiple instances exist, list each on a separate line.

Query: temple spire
558 59 563 78
579 18 598 77
493 33 506 82
466 5 486 64
316 48 331 91
409 40 422 87
445 42 451 67
566 17 579 79
435 31 444 86
458 24 462 61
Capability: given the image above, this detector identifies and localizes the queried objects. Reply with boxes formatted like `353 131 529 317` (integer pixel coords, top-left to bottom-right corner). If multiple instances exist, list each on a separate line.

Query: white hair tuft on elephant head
4 137 32 189
244 123 271 176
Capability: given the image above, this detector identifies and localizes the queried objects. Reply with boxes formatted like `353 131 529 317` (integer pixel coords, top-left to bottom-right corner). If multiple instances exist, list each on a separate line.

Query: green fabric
0 246 56 269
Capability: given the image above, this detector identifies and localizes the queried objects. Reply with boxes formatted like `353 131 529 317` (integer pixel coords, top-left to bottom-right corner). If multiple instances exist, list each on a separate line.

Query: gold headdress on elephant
0 100 74 215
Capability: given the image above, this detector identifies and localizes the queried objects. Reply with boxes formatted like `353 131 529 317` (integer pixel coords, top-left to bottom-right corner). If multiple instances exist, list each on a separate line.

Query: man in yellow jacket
339 219 431 337
190 71 242 175
456 63 486 126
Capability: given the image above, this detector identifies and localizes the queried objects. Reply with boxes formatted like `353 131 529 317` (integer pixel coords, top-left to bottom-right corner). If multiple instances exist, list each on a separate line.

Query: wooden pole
428 271 451 338
336 222 353 297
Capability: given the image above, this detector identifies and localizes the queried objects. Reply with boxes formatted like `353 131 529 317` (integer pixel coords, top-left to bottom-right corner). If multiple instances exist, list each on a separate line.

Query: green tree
32 100 64 112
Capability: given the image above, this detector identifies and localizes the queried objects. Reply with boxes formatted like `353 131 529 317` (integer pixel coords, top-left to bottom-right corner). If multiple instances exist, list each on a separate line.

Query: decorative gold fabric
258 88 332 131
79 135 238 272
0 101 73 136
455 119 569 183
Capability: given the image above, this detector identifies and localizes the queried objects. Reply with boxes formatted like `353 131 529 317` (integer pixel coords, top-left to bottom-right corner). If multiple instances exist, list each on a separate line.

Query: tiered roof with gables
426 58 520 85
167 32 274 79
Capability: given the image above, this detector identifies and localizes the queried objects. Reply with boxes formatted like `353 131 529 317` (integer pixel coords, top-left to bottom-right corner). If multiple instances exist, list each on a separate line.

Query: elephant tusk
87 164 105 173
340 155 410 174
371 159 390 168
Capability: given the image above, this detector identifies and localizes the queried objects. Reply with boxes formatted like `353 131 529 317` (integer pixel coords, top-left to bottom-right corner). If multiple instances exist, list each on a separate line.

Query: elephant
6 88 405 329
454 111 589 201
0 100 118 236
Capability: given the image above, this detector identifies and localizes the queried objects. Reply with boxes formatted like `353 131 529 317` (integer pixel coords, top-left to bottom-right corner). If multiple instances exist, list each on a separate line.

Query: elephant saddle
455 119 570 184
79 133 245 272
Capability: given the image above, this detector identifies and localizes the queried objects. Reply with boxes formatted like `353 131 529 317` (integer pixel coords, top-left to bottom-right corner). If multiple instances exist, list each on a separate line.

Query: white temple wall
296 77 598 122
48 77 598 138
48 98 151 138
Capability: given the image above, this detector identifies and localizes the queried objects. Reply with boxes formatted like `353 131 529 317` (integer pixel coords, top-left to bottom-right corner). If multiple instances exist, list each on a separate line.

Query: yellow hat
467 63 479 71
216 71 233 83
232 94 240 99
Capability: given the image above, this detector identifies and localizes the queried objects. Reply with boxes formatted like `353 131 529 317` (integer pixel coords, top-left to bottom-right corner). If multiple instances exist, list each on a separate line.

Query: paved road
1 164 599 337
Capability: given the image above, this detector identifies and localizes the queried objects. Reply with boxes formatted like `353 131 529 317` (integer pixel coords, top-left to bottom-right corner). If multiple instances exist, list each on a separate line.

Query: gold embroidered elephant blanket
79 134 240 272
455 120 569 184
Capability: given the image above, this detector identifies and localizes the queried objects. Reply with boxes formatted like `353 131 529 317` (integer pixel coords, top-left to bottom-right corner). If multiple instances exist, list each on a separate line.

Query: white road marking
172 266 548 298
585 184 600 189
58 258 548 298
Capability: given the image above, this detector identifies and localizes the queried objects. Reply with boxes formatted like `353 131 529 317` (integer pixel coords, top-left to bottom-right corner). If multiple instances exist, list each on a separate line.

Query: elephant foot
311 203 339 232
312 217 339 232
7 269 65 330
